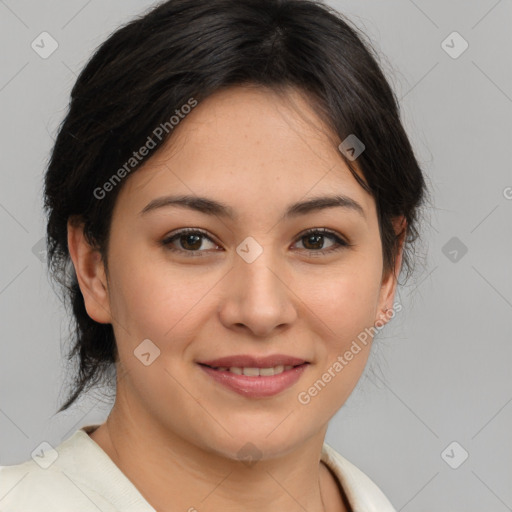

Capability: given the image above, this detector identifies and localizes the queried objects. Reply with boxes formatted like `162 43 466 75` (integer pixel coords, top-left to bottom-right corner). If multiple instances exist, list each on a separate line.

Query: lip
198 354 307 368
198 363 309 398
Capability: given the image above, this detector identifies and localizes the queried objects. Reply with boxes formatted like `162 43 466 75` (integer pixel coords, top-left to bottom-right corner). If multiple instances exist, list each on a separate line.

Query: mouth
198 354 308 369
197 362 307 376
196 355 310 398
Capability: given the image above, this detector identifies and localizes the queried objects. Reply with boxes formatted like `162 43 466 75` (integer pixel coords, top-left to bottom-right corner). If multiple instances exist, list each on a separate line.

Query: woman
0 0 428 510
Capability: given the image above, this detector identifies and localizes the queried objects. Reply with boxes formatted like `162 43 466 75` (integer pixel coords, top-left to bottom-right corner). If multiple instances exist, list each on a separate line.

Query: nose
217 245 298 338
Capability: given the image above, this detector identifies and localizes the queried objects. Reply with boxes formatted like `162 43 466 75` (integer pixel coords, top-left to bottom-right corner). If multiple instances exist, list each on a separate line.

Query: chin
201 424 312 464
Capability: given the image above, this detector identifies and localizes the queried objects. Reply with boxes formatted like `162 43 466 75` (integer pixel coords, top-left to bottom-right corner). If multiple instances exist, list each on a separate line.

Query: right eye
161 228 222 257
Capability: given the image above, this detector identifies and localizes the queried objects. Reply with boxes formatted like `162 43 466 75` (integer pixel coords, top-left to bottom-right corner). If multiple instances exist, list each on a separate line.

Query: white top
0 424 396 511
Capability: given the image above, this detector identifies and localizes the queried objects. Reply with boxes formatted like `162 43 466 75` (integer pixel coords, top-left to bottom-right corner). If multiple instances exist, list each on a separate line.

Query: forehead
115 85 374 220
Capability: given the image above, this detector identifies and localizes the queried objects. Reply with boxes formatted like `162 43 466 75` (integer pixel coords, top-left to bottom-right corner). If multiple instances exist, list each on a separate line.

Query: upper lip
198 354 308 368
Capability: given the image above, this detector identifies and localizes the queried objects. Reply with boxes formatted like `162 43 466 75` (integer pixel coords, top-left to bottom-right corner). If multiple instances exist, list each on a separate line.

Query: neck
89 401 342 512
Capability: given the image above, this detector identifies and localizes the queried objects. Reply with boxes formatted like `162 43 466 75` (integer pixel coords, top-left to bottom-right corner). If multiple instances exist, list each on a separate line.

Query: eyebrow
139 193 366 221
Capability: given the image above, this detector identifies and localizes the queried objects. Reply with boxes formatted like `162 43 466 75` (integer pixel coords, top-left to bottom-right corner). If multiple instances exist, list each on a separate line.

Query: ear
67 217 112 324
375 215 406 326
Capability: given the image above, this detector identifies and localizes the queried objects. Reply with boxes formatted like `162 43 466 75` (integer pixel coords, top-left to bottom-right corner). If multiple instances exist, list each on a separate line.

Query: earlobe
67 218 112 324
375 216 407 326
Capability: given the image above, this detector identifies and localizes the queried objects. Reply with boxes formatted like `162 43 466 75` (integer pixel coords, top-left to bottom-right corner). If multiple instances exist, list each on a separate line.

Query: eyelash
161 227 350 258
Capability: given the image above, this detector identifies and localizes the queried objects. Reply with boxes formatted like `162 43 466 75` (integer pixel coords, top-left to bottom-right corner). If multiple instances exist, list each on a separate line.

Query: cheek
295 272 379 417
299 258 382 391
107 251 213 349
304 261 382 335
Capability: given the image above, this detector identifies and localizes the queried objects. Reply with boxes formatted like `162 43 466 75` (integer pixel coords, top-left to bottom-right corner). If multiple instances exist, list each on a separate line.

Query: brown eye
178 233 203 251
293 228 349 255
302 232 330 250
162 229 220 256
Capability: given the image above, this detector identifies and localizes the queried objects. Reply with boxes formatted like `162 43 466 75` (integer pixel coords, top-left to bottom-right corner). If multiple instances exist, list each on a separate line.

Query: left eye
293 228 348 254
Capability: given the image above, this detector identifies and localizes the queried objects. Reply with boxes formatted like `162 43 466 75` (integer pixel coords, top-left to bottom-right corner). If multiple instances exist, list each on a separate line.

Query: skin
68 84 405 512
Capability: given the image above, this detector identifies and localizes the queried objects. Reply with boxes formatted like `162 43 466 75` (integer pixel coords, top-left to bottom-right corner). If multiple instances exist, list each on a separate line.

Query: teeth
213 364 297 376
243 367 261 376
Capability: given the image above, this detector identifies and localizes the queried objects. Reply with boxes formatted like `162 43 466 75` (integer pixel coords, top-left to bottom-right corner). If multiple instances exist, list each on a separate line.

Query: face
72 85 402 461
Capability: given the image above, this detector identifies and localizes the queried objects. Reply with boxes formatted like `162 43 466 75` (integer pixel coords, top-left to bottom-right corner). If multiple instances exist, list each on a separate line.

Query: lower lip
198 363 309 398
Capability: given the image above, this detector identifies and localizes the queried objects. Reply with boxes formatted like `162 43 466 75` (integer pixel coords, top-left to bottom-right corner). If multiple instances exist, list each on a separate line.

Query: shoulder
0 432 120 512
321 442 397 511
0 459 78 511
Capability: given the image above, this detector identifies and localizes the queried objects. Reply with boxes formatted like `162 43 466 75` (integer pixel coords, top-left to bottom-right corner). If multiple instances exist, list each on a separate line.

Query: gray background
1 1 511 510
